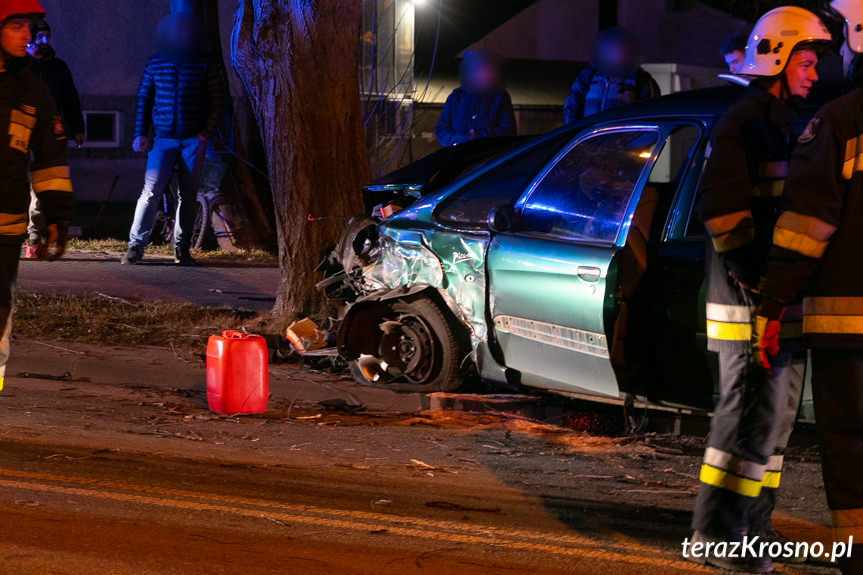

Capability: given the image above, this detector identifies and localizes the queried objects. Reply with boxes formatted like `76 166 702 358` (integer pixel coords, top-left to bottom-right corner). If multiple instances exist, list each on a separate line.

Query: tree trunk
232 0 369 319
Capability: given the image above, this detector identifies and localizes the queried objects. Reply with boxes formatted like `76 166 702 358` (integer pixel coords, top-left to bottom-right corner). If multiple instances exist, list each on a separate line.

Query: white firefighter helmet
832 0 863 53
741 6 831 77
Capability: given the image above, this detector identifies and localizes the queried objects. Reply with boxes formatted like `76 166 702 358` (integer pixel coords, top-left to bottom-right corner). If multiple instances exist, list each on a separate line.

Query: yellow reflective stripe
753 180 785 197
10 109 36 130
32 177 73 193
699 465 762 497
707 320 751 341
0 213 27 236
0 376 4 391
761 471 781 489
759 161 788 179
706 303 752 323
31 166 71 185
711 228 755 253
773 227 829 258
704 210 753 236
804 315 863 335
804 297 863 315
842 136 863 180
832 508 863 541
775 211 836 242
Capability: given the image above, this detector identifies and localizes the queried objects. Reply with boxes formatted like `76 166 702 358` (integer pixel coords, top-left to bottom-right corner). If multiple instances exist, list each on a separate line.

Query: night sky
414 0 537 75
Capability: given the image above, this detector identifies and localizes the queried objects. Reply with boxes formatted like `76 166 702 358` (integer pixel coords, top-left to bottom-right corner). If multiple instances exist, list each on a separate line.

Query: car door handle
577 266 602 282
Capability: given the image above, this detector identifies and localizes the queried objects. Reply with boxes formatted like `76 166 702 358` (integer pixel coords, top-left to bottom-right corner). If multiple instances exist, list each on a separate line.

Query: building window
82 111 120 148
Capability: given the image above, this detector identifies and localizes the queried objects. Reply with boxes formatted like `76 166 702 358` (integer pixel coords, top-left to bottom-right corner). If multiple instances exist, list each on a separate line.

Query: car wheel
349 297 465 393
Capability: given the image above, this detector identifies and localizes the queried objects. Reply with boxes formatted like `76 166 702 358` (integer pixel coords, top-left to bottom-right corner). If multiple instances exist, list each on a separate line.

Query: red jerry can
206 331 269 414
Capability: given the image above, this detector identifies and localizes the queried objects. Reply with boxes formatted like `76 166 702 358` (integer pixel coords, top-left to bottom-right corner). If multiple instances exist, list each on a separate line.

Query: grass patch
13 292 266 350
67 238 277 264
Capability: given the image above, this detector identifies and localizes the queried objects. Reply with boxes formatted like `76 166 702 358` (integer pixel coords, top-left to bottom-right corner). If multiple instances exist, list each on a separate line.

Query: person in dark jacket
435 50 516 147
0 0 73 394
563 27 660 124
24 19 83 258
122 7 225 266
755 3 863 572
690 8 830 573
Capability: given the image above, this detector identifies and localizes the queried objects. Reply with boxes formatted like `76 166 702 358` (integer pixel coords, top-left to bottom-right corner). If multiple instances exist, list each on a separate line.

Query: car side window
520 130 660 244
435 132 572 230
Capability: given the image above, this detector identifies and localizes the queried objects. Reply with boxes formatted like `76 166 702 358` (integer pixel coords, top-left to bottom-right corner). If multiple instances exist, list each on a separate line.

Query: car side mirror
488 205 518 234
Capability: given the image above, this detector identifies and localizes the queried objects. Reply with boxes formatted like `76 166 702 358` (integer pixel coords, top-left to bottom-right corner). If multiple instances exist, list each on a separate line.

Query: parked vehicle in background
319 84 815 420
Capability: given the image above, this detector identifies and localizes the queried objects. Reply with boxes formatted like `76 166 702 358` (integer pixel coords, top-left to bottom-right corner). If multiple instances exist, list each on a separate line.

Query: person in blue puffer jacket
122 7 225 266
435 50 517 147
563 27 660 124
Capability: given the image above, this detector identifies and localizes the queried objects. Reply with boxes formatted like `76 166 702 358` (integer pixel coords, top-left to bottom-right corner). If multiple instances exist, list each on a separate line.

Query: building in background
37 0 748 231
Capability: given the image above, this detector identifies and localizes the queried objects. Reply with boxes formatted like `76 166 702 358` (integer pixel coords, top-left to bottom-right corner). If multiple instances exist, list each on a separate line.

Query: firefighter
755 2 863 572
692 7 831 572
0 0 72 393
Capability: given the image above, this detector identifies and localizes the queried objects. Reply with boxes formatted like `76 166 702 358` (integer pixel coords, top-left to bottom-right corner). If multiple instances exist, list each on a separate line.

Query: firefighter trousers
811 348 863 575
692 348 805 539
0 243 20 393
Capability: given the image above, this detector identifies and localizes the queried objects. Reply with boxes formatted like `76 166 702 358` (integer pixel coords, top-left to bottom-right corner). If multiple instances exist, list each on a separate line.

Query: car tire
349 297 465 393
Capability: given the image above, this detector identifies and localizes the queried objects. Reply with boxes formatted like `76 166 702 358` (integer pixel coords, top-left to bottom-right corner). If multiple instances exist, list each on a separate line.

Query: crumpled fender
337 284 441 359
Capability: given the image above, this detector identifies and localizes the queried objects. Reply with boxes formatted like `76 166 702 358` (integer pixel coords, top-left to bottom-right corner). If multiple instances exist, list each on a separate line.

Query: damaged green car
319 85 812 416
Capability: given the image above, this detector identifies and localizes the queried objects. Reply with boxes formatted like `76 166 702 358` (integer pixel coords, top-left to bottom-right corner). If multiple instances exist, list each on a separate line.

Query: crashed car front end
317 203 490 392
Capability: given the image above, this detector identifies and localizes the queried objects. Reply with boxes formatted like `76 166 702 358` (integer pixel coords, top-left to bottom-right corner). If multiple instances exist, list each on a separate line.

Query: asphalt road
0 440 706 575
0 370 839 575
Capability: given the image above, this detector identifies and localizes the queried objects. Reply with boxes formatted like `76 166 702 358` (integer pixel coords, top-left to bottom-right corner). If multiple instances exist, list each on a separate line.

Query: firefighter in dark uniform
0 0 72 392
756 2 863 572
691 7 831 573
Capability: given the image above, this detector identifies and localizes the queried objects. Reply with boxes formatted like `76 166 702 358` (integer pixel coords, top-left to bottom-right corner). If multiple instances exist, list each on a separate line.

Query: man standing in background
563 27 660 123
24 18 83 258
122 6 224 267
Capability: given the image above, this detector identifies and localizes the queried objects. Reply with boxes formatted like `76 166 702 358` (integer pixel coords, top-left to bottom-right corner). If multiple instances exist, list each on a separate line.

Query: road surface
0 370 839 575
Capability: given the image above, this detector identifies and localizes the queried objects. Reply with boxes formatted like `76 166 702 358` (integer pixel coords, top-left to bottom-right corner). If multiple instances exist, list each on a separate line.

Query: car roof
554 84 744 137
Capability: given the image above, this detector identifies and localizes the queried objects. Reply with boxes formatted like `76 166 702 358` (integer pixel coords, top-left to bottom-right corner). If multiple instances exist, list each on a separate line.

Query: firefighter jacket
699 86 801 353
764 89 863 348
0 66 74 243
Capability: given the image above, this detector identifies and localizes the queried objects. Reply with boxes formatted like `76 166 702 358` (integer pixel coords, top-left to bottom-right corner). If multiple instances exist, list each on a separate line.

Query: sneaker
687 530 774 574
24 243 45 259
121 246 143 265
174 249 197 267
752 530 807 563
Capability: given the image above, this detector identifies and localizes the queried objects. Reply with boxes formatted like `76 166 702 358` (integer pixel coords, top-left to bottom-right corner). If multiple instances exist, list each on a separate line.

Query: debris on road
286 318 328 354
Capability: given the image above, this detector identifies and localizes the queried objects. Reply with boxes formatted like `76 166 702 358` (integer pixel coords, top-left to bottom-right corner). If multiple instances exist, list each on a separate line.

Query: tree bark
232 0 369 319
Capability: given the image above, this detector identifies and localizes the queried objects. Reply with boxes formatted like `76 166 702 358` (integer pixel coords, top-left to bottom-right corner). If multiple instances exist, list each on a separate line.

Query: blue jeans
129 136 205 251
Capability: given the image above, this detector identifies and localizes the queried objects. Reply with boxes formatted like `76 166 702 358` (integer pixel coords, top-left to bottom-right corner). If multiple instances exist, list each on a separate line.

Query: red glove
752 297 786 369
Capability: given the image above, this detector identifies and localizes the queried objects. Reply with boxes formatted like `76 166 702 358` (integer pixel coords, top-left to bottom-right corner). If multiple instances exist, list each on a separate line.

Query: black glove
46 221 69 261
721 243 762 292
